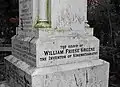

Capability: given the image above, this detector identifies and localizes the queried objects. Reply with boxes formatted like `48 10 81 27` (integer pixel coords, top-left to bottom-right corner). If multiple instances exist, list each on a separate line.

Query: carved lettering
44 50 64 56
40 44 98 61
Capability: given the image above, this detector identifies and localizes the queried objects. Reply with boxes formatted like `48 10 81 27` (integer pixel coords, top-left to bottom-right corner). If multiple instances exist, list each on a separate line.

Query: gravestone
5 0 109 87
13 0 99 67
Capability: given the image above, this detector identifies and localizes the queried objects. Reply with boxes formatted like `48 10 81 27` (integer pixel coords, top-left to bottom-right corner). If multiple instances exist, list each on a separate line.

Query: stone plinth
5 55 109 87
12 29 99 67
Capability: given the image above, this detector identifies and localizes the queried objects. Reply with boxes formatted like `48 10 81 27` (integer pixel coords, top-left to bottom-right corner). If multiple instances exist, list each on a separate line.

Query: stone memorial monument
5 0 109 87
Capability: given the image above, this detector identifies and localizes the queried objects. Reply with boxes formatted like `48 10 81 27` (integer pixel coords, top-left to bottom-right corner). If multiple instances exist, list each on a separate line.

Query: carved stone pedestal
5 55 109 87
4 0 110 87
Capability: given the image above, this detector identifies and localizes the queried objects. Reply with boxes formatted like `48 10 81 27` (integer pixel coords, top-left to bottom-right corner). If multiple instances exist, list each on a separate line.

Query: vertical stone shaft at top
84 0 87 22
39 0 48 21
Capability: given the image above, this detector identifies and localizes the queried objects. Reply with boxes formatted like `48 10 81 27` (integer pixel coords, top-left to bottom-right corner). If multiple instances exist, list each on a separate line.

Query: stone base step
4 55 109 87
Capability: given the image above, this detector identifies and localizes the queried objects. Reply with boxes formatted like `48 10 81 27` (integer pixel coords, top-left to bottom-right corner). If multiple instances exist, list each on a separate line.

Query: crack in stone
74 74 79 87
86 70 89 87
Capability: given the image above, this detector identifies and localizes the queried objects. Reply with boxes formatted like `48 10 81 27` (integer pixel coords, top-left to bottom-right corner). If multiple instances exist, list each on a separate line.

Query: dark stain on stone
74 74 79 87
91 66 97 70
46 75 48 79
14 60 19 64
86 70 89 86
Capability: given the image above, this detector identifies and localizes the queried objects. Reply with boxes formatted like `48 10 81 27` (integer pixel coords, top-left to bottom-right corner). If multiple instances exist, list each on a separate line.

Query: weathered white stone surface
12 35 37 66
19 0 38 28
51 0 85 32
5 55 109 87
38 0 48 21
12 32 99 67
6 0 109 87
36 34 99 67
16 27 39 37
85 23 94 36
18 0 88 36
